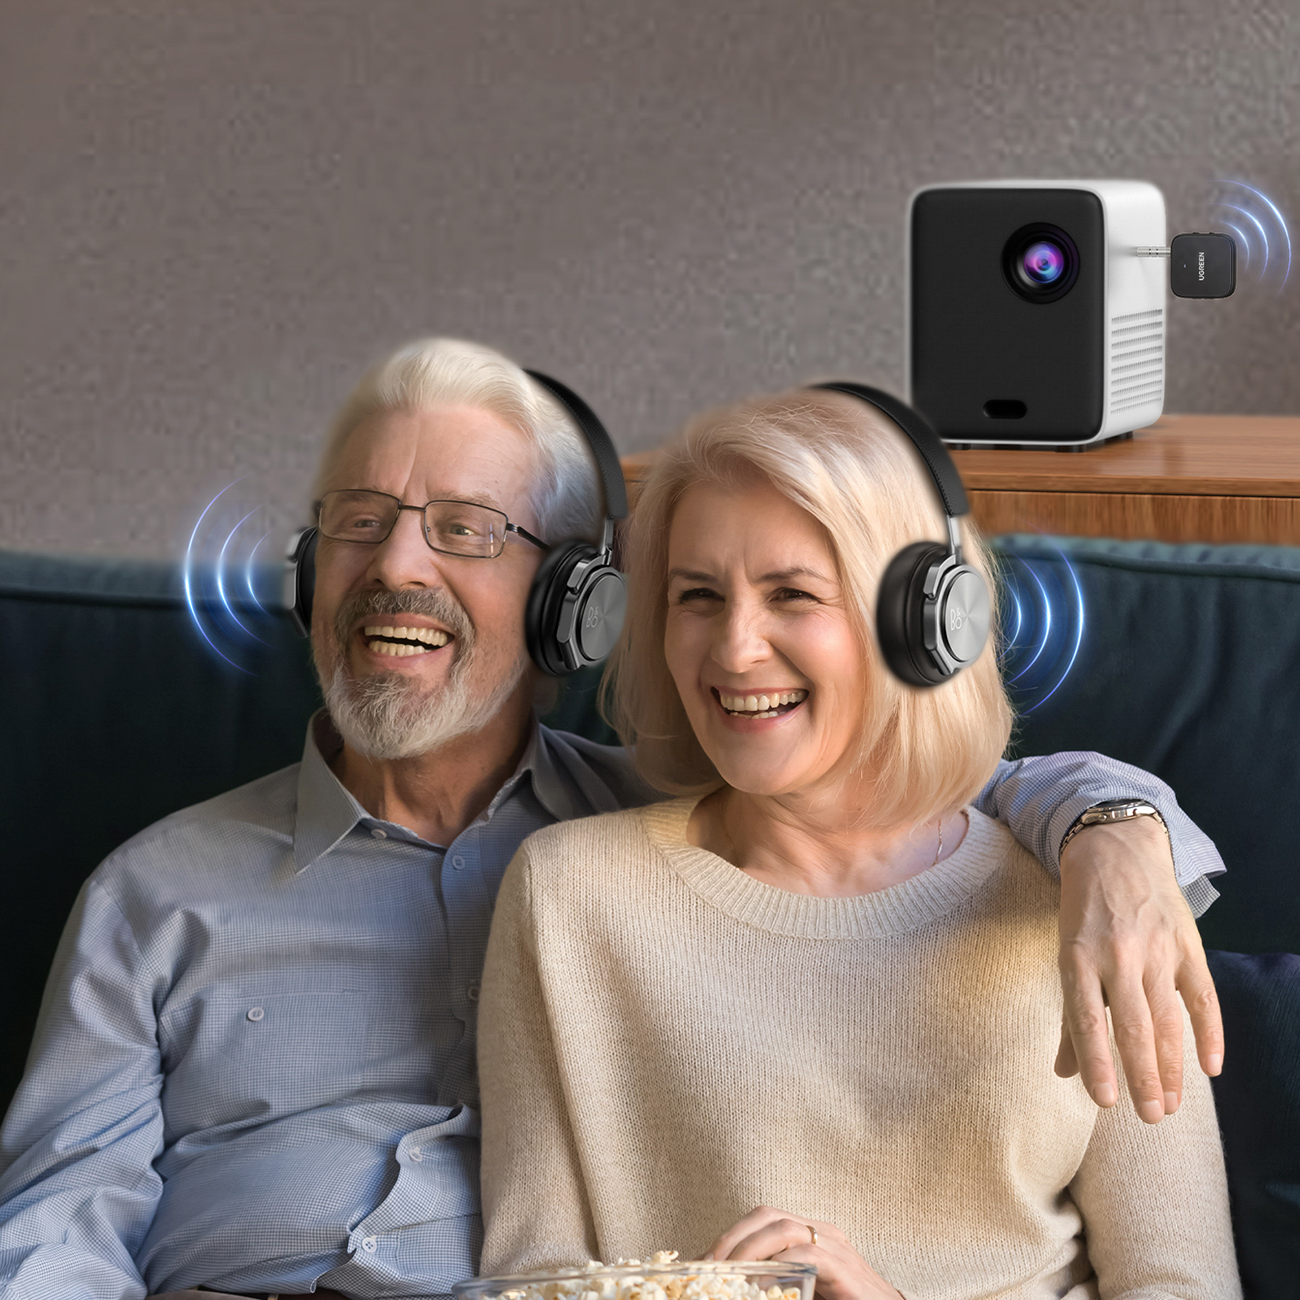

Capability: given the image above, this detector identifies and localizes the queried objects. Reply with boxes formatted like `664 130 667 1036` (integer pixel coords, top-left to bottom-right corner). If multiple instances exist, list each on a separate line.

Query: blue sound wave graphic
998 551 1085 714
183 479 284 673
1212 180 1292 295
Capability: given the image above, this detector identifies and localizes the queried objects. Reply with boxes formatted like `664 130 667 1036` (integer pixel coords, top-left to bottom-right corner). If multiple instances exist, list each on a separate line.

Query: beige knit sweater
479 799 1241 1300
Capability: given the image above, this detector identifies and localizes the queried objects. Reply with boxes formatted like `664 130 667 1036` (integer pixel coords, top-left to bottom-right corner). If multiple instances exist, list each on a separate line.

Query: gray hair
314 337 604 543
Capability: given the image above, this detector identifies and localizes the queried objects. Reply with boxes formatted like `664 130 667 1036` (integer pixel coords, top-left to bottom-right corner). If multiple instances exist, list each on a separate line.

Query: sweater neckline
640 796 1010 939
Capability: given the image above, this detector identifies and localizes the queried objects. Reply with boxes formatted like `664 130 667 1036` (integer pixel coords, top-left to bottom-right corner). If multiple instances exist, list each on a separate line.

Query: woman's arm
1068 1009 1242 1299
479 845 598 1276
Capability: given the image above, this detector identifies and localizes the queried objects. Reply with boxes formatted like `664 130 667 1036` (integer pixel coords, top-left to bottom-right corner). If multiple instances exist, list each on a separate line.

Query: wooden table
950 415 1300 544
624 415 1300 545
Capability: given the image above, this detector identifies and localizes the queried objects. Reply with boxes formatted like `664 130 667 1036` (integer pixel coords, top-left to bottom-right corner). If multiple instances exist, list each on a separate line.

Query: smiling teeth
364 625 450 655
719 689 808 713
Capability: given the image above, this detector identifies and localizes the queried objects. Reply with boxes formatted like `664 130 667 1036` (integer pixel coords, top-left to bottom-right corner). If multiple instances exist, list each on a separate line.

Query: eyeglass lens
318 491 508 557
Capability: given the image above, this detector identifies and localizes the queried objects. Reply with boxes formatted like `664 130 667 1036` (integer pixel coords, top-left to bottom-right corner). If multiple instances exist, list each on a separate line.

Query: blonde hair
313 337 604 543
605 387 1013 827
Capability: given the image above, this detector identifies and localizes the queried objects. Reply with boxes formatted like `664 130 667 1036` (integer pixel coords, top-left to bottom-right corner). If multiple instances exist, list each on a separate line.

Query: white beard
316 589 528 761
321 652 528 760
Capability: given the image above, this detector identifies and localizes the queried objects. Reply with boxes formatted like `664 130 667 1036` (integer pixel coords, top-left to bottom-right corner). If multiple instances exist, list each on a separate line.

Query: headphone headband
811 381 970 518
525 370 628 522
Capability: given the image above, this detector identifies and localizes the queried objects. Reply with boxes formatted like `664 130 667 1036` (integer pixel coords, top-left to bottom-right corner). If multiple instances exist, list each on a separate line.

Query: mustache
333 587 474 652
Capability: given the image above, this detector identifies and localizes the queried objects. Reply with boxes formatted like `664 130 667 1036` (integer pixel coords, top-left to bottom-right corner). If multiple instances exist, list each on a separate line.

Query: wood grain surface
947 415 1300 498
621 415 1300 544
964 490 1300 545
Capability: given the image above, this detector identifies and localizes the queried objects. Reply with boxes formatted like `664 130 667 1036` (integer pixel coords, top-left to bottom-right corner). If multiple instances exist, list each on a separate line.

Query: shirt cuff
1180 873 1221 920
1048 794 1225 917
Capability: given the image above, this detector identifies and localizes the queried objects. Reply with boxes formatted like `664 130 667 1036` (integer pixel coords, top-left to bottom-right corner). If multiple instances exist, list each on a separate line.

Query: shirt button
371 827 388 839
247 1007 265 1022
409 1146 423 1162
451 854 465 869
361 1235 378 1253
467 983 480 1002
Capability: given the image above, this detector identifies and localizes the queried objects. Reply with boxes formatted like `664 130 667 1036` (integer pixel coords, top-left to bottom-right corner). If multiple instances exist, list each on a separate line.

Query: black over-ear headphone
810 382 990 688
284 371 628 678
521 370 628 676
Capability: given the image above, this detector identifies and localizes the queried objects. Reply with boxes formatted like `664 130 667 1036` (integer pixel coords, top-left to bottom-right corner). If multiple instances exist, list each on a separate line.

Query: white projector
908 180 1167 447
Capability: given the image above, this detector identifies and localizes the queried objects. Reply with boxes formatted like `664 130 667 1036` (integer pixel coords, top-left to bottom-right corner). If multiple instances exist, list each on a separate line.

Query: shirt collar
293 712 372 873
291 710 581 873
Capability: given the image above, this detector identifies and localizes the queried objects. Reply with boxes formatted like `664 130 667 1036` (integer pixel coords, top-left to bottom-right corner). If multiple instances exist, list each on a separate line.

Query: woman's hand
706 1206 904 1300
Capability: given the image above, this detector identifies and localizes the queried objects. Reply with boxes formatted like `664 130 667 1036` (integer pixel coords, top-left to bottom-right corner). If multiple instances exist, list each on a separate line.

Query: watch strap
1059 799 1167 858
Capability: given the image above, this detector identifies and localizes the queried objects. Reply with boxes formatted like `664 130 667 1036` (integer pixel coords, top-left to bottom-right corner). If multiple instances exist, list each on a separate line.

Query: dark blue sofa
2 537 1297 1294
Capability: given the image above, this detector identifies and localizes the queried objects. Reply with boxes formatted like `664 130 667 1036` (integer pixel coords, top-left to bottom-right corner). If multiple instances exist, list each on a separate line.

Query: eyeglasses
316 490 550 559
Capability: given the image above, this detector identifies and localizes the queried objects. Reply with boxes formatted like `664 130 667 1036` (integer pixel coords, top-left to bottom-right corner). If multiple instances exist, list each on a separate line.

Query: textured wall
2 0 1297 558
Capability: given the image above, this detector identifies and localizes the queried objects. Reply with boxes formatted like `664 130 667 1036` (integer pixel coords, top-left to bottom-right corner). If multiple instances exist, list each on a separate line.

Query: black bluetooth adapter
1170 232 1236 298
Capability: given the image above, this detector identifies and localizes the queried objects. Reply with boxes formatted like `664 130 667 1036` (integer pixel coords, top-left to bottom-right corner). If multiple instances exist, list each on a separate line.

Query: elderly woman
477 387 1240 1299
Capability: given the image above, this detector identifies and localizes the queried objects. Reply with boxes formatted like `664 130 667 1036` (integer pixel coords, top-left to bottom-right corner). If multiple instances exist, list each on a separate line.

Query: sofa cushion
0 550 324 1107
996 535 1300 955
1206 950 1300 1296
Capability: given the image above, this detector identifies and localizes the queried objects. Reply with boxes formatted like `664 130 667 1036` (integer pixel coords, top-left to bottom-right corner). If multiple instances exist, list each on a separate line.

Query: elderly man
0 339 1224 1300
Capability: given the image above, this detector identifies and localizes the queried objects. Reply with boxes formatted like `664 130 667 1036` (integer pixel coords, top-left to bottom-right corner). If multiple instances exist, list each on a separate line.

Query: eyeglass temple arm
508 522 551 553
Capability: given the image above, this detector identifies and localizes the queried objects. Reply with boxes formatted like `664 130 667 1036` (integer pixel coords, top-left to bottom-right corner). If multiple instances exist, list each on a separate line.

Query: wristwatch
1059 798 1168 857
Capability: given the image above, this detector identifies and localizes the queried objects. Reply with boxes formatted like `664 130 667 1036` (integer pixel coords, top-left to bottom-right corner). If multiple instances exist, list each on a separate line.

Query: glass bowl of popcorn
454 1252 817 1300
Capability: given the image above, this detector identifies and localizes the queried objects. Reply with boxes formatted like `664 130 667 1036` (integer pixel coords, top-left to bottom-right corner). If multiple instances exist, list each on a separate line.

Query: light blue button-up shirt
0 715 1222 1300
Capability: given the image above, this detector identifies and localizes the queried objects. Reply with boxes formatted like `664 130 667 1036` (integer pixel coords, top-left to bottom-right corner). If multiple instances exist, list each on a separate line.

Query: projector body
908 180 1167 447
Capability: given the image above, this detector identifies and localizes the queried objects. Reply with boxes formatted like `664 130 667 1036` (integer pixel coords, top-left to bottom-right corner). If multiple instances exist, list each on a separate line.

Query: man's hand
1056 816 1223 1123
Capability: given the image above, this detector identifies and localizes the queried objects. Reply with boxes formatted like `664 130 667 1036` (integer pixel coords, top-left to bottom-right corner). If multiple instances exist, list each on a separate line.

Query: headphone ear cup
526 539 597 676
876 540 951 688
285 527 319 638
574 565 626 665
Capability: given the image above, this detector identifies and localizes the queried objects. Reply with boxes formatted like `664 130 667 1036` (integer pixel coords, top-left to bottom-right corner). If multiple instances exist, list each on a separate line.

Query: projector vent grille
1110 307 1164 415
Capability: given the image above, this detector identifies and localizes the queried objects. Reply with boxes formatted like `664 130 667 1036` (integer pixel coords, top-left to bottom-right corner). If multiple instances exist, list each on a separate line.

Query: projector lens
1003 224 1080 303
1022 241 1066 284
